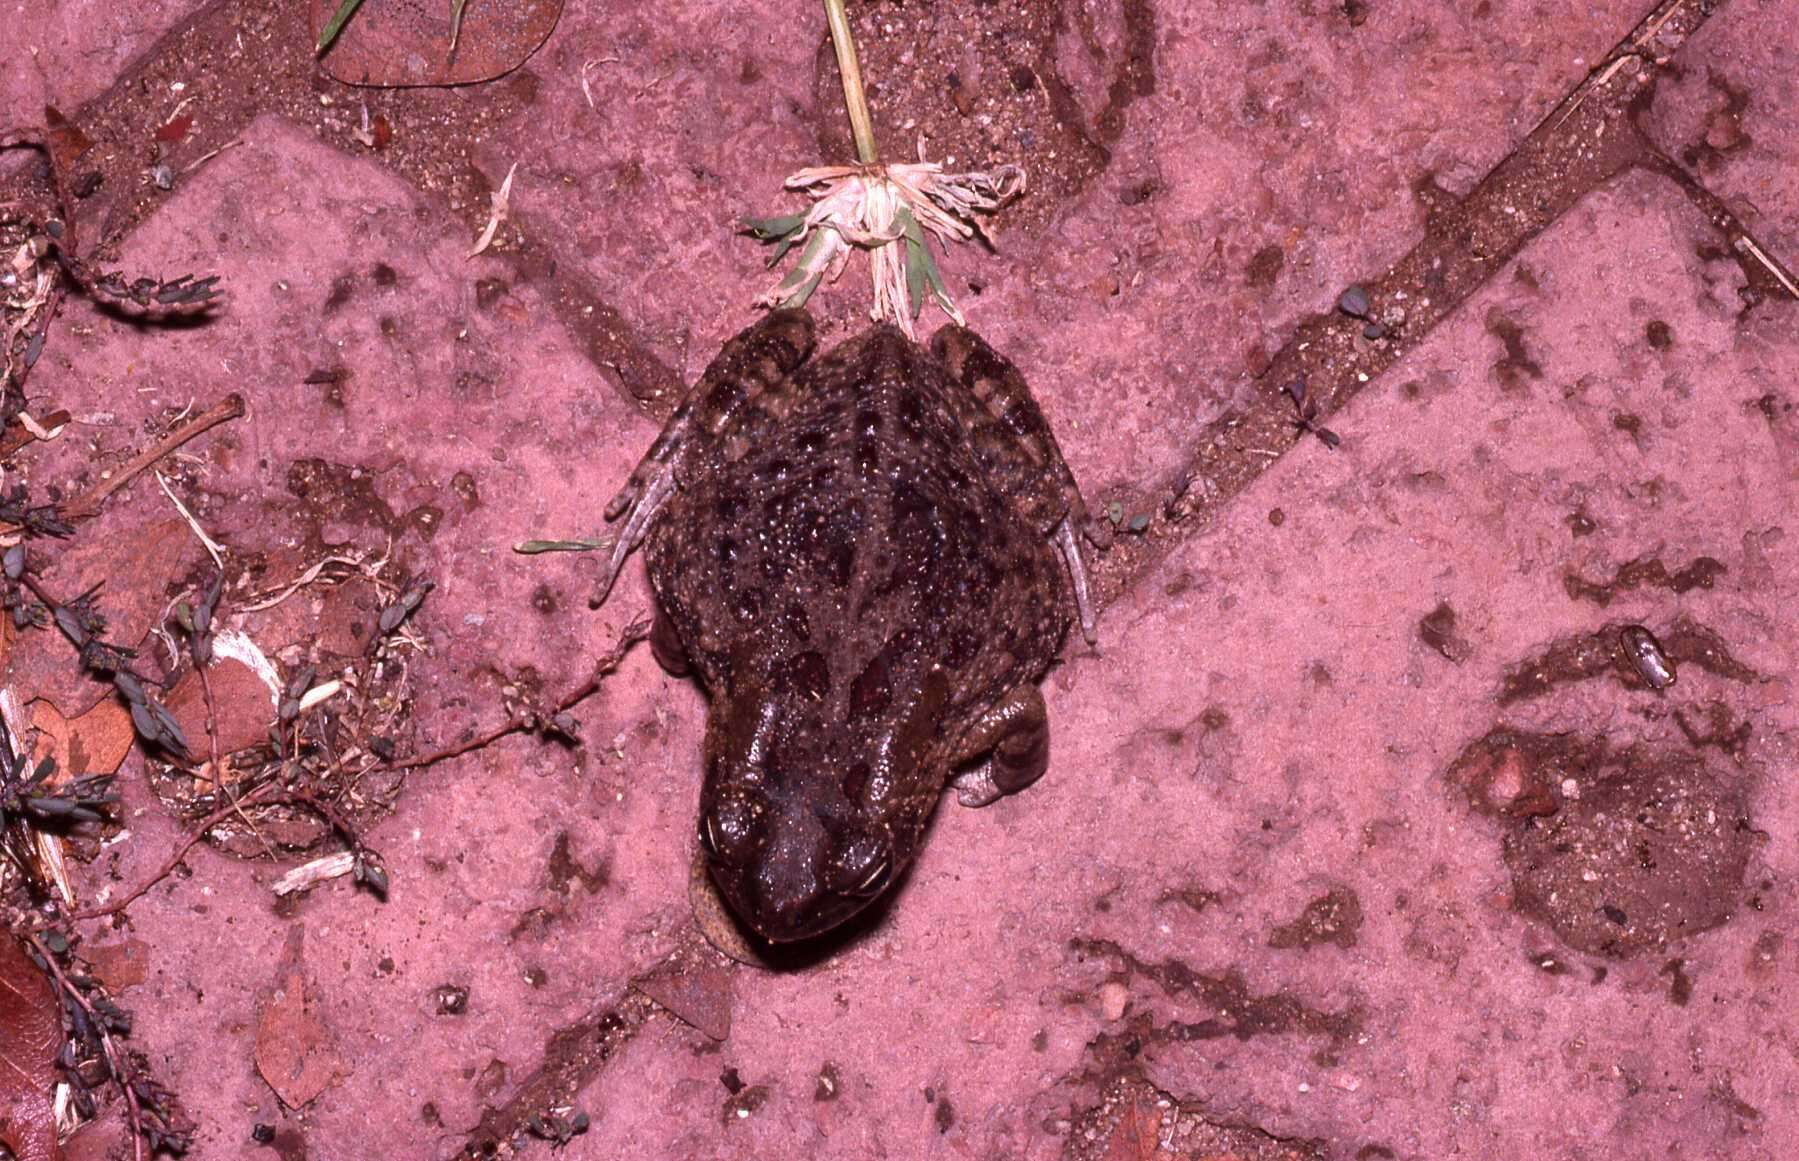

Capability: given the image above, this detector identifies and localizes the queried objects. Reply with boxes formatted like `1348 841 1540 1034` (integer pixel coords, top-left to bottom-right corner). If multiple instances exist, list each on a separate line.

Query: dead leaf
632 949 734 1041
83 939 151 992
254 928 347 1110
163 658 276 761
0 938 64 1161
1100 1094 1168 1161
41 105 94 180
2 518 195 717
311 0 562 88
27 697 134 779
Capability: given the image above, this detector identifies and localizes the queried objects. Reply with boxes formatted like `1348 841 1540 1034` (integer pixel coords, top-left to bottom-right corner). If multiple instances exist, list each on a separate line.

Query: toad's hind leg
592 309 816 606
950 684 1051 807
931 326 1110 642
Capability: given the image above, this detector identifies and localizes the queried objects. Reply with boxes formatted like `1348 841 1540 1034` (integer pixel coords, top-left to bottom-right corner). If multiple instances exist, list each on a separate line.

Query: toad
595 309 1105 941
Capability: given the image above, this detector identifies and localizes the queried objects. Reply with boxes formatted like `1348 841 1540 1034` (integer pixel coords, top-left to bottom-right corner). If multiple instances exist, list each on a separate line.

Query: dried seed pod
129 702 162 746
285 665 316 700
149 701 190 754
25 794 82 818
353 851 390 898
378 578 434 634
1620 625 1676 690
113 670 146 705
54 605 88 645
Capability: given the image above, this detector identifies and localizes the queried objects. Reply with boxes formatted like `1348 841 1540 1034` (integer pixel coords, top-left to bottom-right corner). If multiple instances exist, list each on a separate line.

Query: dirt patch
812 0 1156 234
1562 553 1728 605
1066 1073 1327 1161
1447 729 1755 958
1267 887 1364 952
1498 615 1758 704
1070 937 1362 1058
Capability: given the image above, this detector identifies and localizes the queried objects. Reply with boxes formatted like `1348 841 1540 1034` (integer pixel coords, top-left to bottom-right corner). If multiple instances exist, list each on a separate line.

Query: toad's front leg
592 309 816 606
949 683 1051 807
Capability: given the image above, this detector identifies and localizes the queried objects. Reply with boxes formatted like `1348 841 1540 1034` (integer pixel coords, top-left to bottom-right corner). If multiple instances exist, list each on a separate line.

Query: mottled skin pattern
599 309 1102 942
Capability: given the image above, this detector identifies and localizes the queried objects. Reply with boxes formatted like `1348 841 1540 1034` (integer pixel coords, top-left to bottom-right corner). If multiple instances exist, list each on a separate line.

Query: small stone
431 984 469 1015
1338 284 1371 318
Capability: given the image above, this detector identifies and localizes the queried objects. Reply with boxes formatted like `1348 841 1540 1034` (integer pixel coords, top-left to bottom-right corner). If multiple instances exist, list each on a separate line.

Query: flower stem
823 0 879 164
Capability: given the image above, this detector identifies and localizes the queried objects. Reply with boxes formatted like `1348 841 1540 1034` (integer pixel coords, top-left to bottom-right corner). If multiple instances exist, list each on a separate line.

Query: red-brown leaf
254 928 347 1110
310 0 561 88
0 938 64 1161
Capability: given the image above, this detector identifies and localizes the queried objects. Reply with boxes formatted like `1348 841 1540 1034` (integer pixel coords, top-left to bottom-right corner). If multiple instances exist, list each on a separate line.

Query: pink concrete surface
4 2 1796 1160
3 1 210 118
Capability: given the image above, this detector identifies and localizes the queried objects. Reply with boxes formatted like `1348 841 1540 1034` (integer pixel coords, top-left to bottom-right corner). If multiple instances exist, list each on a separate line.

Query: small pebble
1362 321 1388 340
431 985 469 1015
1337 284 1371 318
1098 981 1130 1021
1127 513 1151 534
150 164 175 191
1620 625 1676 690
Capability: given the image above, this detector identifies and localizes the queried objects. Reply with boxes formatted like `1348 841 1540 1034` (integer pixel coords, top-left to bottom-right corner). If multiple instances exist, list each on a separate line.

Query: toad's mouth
705 858 893 943
699 785 905 941
701 820 901 943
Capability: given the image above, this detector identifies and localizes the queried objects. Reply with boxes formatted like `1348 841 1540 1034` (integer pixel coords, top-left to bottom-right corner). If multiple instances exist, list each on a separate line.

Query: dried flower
745 160 1025 338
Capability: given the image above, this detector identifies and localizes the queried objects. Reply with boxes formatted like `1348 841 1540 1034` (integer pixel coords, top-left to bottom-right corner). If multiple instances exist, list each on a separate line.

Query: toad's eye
699 791 762 866
848 857 891 897
825 830 891 897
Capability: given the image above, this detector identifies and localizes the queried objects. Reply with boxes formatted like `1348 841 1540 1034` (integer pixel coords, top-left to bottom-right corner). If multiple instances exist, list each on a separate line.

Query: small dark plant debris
2 721 194 1160
1418 602 1473 663
524 1108 590 1147
1283 377 1342 449
26 933 197 1156
12 567 192 762
375 575 434 640
1337 284 1371 318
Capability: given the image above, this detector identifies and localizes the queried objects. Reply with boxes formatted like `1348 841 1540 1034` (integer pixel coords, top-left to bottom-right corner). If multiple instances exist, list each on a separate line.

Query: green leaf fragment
920 240 953 311
449 0 469 53
779 272 824 310
740 214 807 242
743 214 811 269
317 0 367 56
897 206 953 316
763 233 802 269
514 538 608 554
898 207 927 318
769 231 835 309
